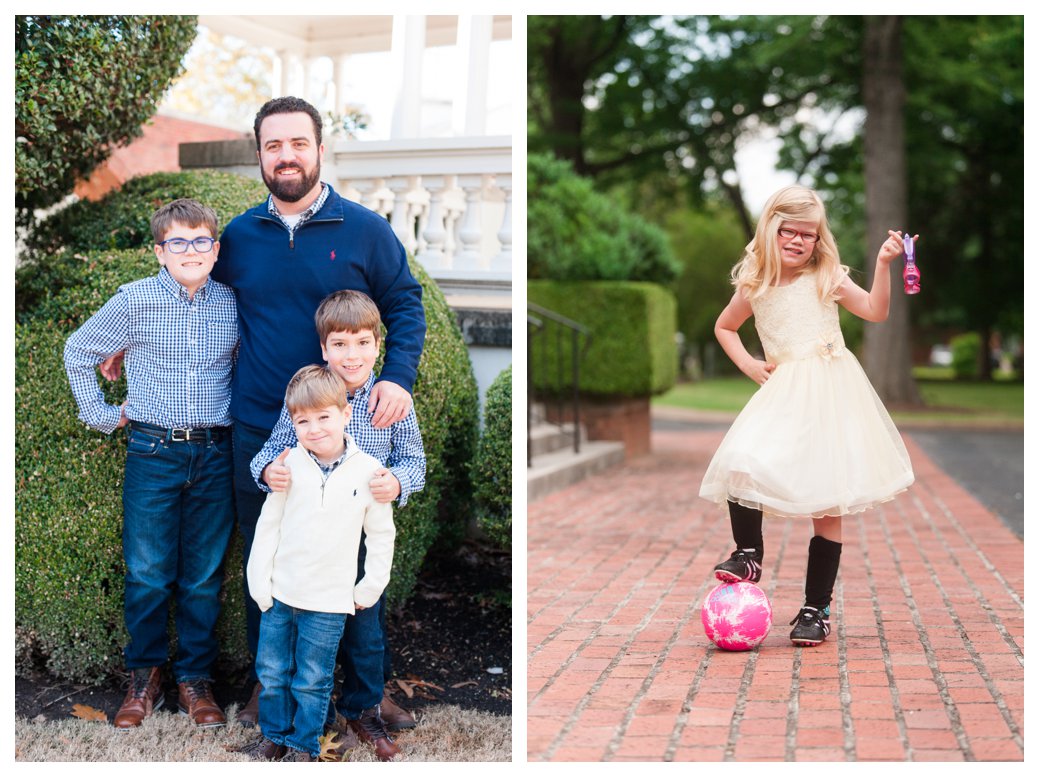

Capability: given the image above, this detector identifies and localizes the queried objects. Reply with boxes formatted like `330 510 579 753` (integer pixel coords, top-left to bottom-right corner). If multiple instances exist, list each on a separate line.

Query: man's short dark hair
253 96 323 150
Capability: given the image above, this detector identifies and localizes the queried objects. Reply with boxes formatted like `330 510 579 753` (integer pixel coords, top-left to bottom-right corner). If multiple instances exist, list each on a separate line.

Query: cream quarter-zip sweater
247 435 395 615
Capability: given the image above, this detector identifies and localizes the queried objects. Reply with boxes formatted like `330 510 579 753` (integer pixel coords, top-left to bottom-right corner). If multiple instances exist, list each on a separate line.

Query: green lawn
654 372 1024 426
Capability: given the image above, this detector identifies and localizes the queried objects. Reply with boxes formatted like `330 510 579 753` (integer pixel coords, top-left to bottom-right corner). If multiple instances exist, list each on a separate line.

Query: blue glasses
159 237 215 253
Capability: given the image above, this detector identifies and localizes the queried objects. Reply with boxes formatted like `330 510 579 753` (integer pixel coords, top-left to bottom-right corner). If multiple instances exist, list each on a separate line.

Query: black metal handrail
527 302 591 467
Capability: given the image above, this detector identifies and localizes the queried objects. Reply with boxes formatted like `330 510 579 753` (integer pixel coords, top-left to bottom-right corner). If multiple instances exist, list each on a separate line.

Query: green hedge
527 153 680 285
472 365 512 549
950 332 982 379
15 174 478 683
529 280 677 397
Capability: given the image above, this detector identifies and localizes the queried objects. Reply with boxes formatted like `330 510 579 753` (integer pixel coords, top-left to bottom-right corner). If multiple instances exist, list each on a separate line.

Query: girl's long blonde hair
731 185 847 301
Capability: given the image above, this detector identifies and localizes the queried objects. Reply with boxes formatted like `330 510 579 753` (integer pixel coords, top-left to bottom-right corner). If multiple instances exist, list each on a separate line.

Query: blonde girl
699 185 915 645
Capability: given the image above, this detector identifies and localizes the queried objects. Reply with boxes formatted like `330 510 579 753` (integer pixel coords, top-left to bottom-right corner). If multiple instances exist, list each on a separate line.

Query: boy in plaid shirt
64 199 236 730
249 290 424 760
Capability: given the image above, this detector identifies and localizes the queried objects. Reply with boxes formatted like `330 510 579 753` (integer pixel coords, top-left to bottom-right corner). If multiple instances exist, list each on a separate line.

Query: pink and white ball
701 582 772 651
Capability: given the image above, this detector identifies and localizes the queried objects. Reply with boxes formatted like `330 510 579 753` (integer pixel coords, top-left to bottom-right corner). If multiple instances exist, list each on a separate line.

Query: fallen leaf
395 679 414 698
70 704 107 722
318 731 349 762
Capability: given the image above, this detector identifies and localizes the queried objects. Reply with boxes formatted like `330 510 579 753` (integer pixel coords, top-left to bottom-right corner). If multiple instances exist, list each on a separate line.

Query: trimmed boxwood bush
472 365 512 549
16 174 478 683
527 152 680 285
950 331 982 379
529 280 677 397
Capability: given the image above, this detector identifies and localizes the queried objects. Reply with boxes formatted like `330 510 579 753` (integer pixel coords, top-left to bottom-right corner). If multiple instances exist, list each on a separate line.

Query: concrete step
528 440 626 502
528 422 586 457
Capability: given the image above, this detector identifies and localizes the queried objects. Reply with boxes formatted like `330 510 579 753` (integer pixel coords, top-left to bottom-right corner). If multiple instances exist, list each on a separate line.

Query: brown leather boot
177 678 226 728
113 667 164 730
237 681 262 728
235 735 286 761
348 705 400 761
379 694 417 731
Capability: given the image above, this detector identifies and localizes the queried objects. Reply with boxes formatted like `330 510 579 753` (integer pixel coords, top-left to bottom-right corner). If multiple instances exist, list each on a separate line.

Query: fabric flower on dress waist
818 333 846 361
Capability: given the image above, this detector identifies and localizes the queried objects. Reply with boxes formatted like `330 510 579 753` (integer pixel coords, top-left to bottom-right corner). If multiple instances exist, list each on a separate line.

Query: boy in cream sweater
242 365 395 762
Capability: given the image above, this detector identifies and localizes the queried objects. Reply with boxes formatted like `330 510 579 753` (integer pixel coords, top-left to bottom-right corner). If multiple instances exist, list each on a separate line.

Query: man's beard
262 161 321 203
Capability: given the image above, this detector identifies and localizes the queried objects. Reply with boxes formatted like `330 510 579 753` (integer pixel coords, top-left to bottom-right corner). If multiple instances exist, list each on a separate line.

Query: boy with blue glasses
64 198 237 730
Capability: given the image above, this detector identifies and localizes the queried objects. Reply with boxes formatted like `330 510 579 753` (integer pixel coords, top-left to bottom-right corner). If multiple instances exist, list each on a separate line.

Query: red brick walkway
527 429 1024 762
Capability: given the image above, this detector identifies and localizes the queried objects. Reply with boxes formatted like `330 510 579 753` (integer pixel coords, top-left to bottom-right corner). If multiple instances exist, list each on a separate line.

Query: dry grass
15 702 511 762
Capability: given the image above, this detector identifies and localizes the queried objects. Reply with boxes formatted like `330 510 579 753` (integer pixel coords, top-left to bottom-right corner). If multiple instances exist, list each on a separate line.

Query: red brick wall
74 115 247 201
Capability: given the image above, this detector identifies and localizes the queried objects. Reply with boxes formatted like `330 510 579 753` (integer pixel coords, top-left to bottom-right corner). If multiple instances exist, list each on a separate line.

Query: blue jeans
333 599 386 719
256 600 346 756
233 420 393 687
121 427 234 681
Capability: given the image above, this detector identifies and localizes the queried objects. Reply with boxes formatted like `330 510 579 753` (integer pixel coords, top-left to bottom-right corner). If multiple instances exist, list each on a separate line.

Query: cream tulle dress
699 270 914 518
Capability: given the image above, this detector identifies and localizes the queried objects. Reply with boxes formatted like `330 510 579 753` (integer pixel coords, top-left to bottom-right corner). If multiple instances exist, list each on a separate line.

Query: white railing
331 136 511 279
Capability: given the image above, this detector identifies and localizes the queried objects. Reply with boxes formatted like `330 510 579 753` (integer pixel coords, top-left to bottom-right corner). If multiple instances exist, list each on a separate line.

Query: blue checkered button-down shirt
250 371 426 506
64 269 238 434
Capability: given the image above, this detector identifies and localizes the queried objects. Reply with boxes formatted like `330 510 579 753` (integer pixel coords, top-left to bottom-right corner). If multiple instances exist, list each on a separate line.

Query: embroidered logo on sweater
330 249 336 261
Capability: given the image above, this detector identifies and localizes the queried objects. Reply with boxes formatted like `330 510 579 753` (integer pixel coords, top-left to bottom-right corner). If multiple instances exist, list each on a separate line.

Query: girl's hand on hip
741 358 776 386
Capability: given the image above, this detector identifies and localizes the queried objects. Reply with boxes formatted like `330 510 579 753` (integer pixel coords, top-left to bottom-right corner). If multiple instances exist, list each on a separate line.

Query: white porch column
452 16 492 136
334 55 351 116
303 57 320 107
390 15 425 139
272 50 286 99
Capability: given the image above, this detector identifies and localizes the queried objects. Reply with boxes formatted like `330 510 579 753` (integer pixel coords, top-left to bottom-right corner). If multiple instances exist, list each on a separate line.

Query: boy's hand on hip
369 381 412 428
262 448 292 492
99 351 125 381
370 468 401 503
115 401 129 430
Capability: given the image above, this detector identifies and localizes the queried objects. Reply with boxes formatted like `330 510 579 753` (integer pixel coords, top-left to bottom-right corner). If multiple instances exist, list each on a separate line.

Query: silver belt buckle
171 428 192 441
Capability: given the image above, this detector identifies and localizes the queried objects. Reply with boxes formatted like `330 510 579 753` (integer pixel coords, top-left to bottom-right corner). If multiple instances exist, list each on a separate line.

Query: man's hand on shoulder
100 352 125 381
368 380 412 428
262 448 292 492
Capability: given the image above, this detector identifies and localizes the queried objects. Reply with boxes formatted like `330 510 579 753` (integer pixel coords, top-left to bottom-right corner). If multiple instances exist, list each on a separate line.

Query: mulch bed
15 542 511 723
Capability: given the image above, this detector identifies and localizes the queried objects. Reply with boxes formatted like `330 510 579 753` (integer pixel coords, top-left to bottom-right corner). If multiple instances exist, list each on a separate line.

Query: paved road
907 429 1023 538
652 417 1024 539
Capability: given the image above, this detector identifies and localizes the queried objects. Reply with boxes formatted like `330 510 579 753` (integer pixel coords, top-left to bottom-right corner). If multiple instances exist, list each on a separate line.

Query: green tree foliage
528 152 679 284
529 15 1023 386
472 366 512 550
15 15 198 223
16 171 478 682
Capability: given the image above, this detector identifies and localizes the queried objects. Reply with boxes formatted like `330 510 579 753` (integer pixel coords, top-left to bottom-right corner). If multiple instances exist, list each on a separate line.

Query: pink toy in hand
903 233 920 295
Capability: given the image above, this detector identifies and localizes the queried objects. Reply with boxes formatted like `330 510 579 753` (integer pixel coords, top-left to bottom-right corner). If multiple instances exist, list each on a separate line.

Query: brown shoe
235 735 286 761
177 678 225 728
348 706 400 761
281 748 315 762
237 681 262 728
323 713 361 758
113 667 164 729
379 694 417 731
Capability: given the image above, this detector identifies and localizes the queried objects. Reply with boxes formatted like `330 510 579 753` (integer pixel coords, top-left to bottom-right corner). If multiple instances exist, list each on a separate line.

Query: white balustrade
332 136 511 281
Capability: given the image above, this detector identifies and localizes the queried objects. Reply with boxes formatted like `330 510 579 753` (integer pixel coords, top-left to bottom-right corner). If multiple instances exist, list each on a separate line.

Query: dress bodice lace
750 271 844 364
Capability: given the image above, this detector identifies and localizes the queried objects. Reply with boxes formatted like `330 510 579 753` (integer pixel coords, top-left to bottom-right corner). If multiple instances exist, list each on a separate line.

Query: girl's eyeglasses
777 228 819 244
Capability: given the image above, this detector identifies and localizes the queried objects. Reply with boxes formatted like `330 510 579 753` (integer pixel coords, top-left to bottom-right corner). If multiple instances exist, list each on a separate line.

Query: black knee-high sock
727 501 763 560
804 536 842 610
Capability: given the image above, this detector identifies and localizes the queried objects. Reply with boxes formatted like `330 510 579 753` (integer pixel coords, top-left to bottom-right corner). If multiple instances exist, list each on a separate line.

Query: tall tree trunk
861 16 921 405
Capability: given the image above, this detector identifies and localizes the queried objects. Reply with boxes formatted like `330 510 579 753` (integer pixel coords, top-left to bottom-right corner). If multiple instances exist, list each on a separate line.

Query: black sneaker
789 605 831 646
714 549 763 583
